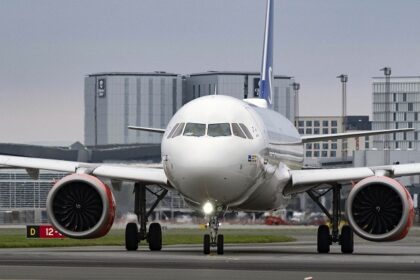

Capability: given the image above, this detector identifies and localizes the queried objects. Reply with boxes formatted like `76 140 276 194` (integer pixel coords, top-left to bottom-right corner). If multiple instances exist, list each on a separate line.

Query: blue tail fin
259 0 274 108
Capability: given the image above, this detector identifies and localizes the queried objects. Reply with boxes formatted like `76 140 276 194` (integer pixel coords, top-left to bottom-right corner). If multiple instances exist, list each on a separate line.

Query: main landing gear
307 184 354 254
203 214 224 255
125 182 168 251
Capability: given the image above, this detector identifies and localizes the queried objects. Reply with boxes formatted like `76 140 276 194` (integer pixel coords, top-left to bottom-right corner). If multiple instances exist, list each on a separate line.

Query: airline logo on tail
259 0 274 108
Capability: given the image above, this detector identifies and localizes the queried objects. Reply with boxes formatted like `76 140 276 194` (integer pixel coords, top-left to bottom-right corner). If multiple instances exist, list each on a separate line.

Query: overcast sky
1 0 420 144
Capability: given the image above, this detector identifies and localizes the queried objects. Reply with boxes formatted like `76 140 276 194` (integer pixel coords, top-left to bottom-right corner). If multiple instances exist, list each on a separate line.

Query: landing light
203 201 214 215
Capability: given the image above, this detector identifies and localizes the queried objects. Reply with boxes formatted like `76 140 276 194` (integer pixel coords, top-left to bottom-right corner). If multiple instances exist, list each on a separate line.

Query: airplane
0 0 417 255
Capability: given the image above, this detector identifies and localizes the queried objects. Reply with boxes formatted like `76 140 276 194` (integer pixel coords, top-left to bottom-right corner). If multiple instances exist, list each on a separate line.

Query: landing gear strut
125 182 168 251
203 214 224 255
307 184 353 254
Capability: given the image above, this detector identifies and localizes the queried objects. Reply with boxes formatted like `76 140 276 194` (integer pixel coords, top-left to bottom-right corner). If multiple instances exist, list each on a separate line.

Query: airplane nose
168 140 254 205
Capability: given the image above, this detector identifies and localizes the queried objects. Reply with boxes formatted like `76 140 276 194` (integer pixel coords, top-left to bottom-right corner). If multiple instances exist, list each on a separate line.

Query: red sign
27 225 65 239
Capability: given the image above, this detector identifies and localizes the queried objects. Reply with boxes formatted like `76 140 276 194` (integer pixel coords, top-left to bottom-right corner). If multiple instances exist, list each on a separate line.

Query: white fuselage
161 95 303 211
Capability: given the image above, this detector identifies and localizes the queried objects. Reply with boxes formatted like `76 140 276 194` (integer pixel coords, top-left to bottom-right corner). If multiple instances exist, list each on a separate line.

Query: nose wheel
203 215 224 255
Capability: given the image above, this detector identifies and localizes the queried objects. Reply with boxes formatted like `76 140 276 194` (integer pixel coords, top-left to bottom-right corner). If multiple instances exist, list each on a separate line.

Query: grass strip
0 228 295 248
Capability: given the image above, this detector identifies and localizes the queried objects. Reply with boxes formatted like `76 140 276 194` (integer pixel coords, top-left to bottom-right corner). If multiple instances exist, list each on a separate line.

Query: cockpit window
232 123 246 138
167 123 180 138
183 123 206 137
172 123 185 138
208 123 231 137
239 123 253 139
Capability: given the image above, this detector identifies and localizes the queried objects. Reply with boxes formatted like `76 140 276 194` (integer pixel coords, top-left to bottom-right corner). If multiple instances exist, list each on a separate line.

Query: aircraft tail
259 0 274 108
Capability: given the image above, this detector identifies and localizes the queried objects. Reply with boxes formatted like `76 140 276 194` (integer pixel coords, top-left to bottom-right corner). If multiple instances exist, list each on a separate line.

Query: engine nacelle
346 176 414 242
46 174 116 239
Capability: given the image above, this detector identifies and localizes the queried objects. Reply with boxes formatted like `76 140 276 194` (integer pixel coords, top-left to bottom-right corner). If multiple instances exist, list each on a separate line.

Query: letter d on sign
26 225 40 238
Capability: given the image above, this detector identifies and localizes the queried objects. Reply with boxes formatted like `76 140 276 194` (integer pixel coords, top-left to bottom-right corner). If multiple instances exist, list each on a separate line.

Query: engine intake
47 174 116 239
346 176 414 242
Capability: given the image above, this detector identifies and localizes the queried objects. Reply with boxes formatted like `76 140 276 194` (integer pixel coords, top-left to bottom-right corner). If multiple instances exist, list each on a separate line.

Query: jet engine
46 174 116 239
346 176 414 242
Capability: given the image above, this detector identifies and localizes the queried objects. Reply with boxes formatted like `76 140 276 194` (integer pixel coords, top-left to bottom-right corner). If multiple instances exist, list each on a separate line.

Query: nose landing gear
203 215 224 255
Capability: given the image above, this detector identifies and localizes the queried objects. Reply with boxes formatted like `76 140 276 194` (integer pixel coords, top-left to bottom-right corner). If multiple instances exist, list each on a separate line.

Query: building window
298 121 304 127
404 113 407 121
331 120 337 127
198 85 201 97
314 151 320 157
393 93 396 102
314 121 320 127
306 143 312 149
322 128 329 134
314 128 320 134
331 143 337 149
306 128 312 134
415 132 419 141
306 121 312 127
403 93 407 102
409 122 413 128
330 151 336 157
322 143 329 149
408 103 413 111
306 151 312 157
298 128 304 134
322 151 328 157
322 120 329 126
314 143 320 149
331 128 337 134
393 112 396 121
396 141 399 149
396 103 399 111
409 142 413 149
365 142 369 149
415 112 418 121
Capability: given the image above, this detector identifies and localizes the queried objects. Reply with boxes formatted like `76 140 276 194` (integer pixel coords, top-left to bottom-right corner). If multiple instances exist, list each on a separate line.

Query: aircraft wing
0 155 168 186
285 163 420 195
301 128 413 143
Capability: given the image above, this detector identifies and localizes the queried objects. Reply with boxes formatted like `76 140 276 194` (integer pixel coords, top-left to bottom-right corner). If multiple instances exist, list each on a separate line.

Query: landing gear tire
125 223 139 251
203 234 211 255
148 223 162 251
217 234 224 255
340 225 354 254
317 225 330 254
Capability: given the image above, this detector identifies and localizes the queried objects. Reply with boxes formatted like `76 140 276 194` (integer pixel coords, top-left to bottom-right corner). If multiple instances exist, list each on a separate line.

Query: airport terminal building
85 71 297 146
84 72 183 146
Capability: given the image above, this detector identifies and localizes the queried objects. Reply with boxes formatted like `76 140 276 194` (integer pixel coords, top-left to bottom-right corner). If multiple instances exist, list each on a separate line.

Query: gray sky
1 0 420 144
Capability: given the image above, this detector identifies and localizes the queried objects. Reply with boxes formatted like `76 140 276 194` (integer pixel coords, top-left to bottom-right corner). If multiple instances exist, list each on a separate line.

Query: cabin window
239 123 253 139
232 123 246 138
172 123 185 138
183 123 206 137
208 123 231 137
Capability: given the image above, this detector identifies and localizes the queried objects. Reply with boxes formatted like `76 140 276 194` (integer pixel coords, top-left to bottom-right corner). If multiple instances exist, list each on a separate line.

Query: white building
372 76 420 150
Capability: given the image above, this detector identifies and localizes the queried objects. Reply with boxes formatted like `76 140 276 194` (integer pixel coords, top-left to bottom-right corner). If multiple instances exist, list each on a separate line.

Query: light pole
337 74 348 163
380 67 391 164
292 82 300 126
